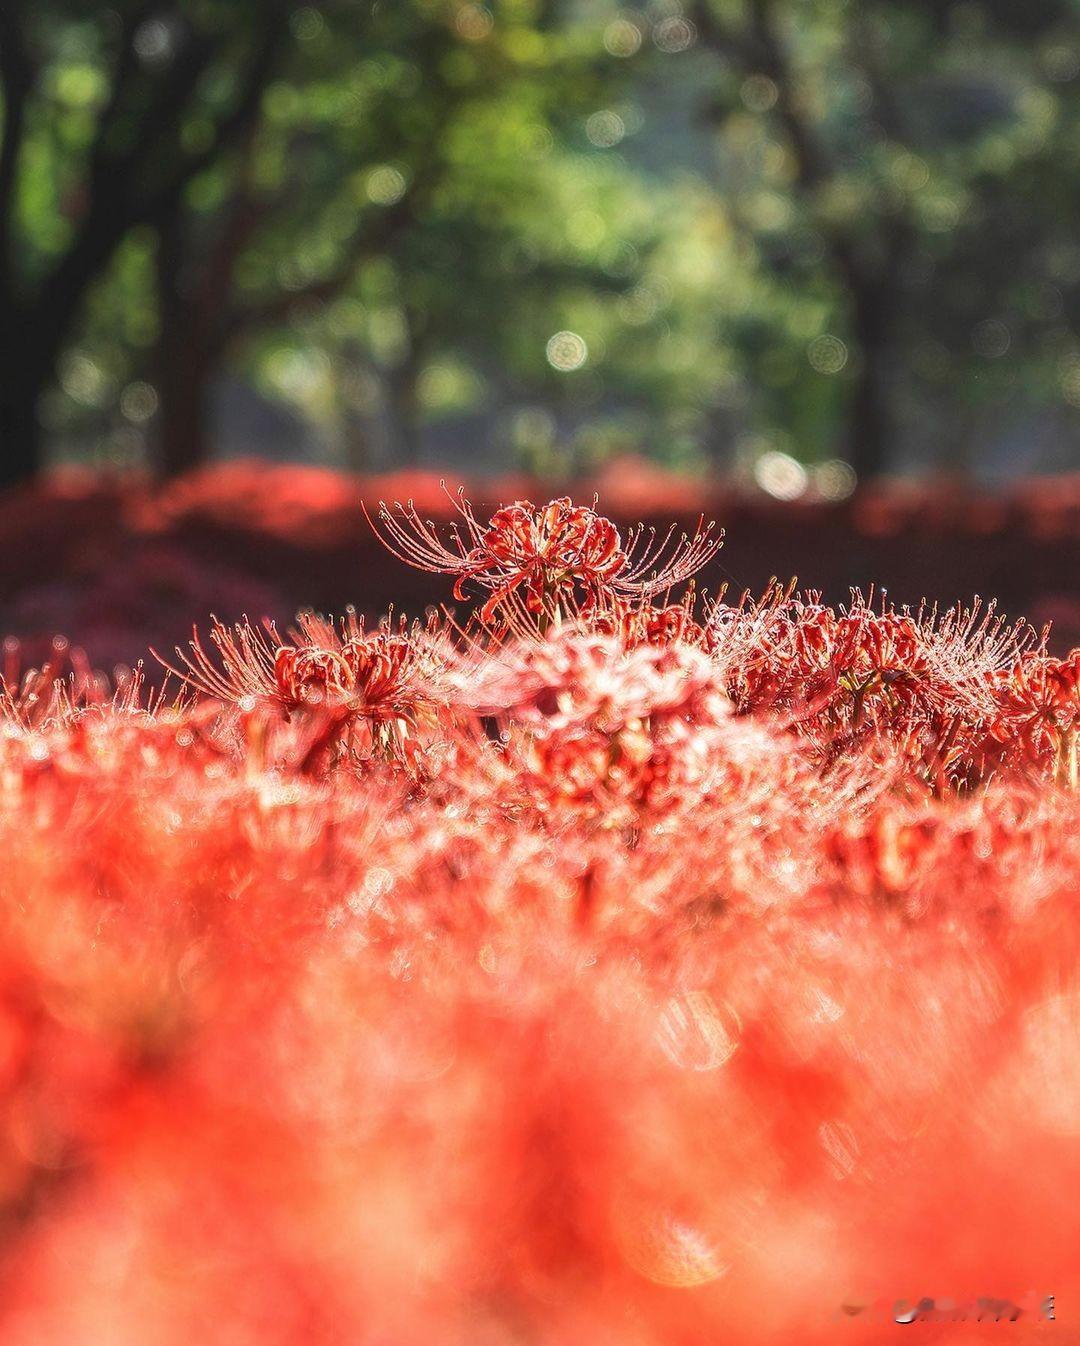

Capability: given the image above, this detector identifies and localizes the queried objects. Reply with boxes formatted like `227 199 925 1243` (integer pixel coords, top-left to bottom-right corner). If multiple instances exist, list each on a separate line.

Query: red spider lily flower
986 650 1080 783
457 628 741 826
161 615 439 720
0 634 143 730
464 627 728 733
590 595 707 649
992 651 1079 723
706 585 1046 793
157 613 447 776
272 633 428 724
365 487 723 626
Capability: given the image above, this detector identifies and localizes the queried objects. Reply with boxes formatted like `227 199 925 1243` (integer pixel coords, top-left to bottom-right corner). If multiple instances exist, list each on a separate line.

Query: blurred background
0 0 1078 666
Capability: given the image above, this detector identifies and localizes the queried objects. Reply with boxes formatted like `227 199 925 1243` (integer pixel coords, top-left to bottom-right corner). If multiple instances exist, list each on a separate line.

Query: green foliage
2 0 1079 480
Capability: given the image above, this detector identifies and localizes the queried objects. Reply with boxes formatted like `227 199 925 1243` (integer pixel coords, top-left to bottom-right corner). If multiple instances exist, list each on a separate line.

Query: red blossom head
366 486 723 628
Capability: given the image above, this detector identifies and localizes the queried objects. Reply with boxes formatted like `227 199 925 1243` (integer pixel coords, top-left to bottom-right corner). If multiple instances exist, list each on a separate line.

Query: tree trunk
0 354 45 490
385 355 423 465
156 348 211 479
847 290 892 484
342 412 373 472
702 407 736 478
152 214 213 479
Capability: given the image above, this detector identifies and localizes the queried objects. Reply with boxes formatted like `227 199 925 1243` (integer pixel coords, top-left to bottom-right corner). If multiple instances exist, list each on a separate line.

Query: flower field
0 475 1078 1343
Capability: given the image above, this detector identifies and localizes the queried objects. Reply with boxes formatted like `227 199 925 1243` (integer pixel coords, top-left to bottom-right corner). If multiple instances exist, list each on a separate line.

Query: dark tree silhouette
0 2 288 487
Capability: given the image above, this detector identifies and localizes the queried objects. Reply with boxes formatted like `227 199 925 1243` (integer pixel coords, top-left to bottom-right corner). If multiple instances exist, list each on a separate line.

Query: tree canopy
1 0 1078 487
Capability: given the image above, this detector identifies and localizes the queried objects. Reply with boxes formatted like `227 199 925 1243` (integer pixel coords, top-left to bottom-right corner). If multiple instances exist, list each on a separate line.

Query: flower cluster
0 493 1077 1346
704 586 1073 790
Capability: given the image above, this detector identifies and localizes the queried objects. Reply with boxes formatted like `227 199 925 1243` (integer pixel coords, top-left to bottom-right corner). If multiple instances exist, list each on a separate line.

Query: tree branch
84 1 159 185
140 14 287 228
31 10 286 368
221 231 398 344
220 168 438 346
746 0 832 192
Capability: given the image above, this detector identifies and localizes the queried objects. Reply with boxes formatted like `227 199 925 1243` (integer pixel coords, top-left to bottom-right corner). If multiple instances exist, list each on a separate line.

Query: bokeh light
59 352 110 409
755 450 808 500
652 17 696 54
604 18 643 58
807 335 849 375
1059 355 1080 407
120 382 159 425
586 110 626 149
971 319 1010 359
365 166 407 205
1042 44 1080 82
546 331 588 372
812 459 857 501
290 7 326 42
741 74 779 112
133 18 175 65
455 5 494 42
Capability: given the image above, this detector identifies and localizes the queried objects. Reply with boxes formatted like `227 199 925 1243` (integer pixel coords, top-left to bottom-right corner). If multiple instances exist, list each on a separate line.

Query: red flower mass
0 487 1078 1344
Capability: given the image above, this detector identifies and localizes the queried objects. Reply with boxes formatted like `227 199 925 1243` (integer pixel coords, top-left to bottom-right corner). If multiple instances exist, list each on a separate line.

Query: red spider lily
704 585 1047 791
157 613 447 776
273 634 422 722
161 614 439 720
985 650 1080 784
464 627 728 733
366 487 723 627
590 594 707 649
2 489 1080 1346
458 628 777 830
0 634 163 737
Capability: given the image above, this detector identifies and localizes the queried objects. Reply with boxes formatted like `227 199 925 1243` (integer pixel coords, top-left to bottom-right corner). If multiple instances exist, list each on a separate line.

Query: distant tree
0 0 644 481
0 0 294 486
146 3 442 475
146 3 628 475
8 0 1078 488
677 0 1080 479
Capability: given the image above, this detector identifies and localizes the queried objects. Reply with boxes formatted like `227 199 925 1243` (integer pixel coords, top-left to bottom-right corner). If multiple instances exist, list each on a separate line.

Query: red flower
157 613 444 775
985 650 1080 782
590 595 707 649
366 488 722 627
